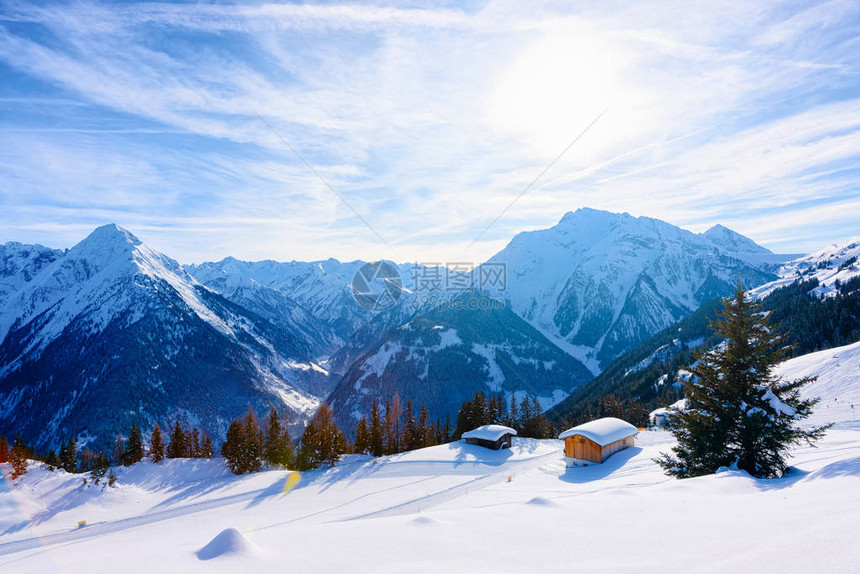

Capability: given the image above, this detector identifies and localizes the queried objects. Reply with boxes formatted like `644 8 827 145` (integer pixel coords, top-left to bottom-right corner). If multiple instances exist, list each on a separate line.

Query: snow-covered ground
2 343 859 573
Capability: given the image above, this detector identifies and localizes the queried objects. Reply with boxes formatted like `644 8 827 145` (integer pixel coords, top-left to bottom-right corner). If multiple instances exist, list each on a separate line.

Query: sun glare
487 25 621 158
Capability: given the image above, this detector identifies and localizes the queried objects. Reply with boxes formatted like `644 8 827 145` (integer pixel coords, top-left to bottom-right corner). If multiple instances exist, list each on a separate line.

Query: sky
0 0 858 265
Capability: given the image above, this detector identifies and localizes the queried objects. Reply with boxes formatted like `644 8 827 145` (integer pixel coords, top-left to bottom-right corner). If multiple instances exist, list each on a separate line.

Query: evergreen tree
0 436 9 463
44 449 59 470
443 416 452 443
187 428 201 458
221 420 245 474
122 424 144 466
297 403 347 470
112 435 125 465
507 395 520 430
658 282 831 479
89 452 110 486
403 399 420 451
353 416 370 455
418 403 434 448
59 437 77 473
240 407 264 472
10 435 28 479
200 430 214 459
369 400 384 457
166 421 187 459
150 423 165 463
264 407 293 468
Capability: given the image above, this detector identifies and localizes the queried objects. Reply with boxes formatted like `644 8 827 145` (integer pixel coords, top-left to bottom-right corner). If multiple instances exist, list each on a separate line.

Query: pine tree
297 403 346 470
264 407 293 468
166 421 187 459
443 416 452 443
150 423 165 463
89 452 110 486
369 400 384 457
382 395 403 454
59 437 77 473
187 428 201 458
221 420 245 474
658 282 831 479
241 408 264 472
418 403 433 448
112 435 125 465
0 436 9 463
10 435 28 479
122 424 144 466
403 399 419 451
44 449 59 471
200 430 214 459
354 416 370 454
507 395 520 431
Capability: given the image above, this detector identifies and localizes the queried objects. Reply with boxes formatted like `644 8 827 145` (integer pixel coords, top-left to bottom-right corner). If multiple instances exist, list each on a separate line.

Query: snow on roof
558 417 639 446
461 424 518 442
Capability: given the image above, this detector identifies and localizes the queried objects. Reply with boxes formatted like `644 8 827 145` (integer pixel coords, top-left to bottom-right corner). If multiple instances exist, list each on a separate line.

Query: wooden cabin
461 425 517 450
558 417 638 466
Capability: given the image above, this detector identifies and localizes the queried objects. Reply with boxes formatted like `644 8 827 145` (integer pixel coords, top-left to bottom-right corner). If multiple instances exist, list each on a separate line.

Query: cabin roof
558 417 638 446
462 424 518 442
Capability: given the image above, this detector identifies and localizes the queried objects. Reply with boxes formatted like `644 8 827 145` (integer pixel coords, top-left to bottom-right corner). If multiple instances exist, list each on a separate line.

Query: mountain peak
702 224 770 254
85 223 141 247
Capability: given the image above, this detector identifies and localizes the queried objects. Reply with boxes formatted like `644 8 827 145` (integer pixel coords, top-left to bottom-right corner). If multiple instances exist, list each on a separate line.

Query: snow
558 417 640 445
461 425 517 442
2 343 860 572
750 236 860 300
196 527 260 561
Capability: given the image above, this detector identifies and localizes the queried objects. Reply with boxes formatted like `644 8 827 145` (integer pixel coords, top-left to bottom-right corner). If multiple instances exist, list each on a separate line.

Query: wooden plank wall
565 435 635 463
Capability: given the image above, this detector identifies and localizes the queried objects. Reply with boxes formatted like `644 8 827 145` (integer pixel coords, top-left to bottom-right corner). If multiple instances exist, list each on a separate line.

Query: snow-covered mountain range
0 210 819 449
0 225 326 450
483 208 780 371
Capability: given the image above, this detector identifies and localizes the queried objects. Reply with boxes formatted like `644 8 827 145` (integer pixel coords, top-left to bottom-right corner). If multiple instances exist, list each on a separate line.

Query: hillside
547 260 860 427
0 225 326 452
1 341 858 572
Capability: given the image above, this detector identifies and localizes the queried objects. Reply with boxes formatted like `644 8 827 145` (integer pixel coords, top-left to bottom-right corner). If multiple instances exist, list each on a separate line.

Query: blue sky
0 0 858 264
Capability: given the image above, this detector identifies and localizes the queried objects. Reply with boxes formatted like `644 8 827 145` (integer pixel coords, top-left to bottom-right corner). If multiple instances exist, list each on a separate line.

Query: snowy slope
484 209 778 370
1 420 858 572
1 342 857 571
0 242 65 309
0 225 326 451
776 340 860 428
751 236 860 299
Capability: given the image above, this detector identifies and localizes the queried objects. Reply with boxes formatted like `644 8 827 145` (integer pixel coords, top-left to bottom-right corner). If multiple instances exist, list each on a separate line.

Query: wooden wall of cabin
564 436 603 463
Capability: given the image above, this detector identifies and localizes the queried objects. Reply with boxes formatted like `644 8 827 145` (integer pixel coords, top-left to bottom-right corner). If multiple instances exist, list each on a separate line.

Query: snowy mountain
484 208 778 371
185 257 343 357
750 236 860 299
326 298 594 431
0 242 65 308
188 258 419 350
0 225 326 451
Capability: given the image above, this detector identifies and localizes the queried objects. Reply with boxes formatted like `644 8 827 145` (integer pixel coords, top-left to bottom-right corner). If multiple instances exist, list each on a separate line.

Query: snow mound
411 515 438 526
196 528 259 561
525 496 559 507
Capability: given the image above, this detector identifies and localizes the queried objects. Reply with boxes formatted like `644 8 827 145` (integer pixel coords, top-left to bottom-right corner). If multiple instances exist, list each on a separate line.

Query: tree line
0 419 216 482
3 390 558 480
